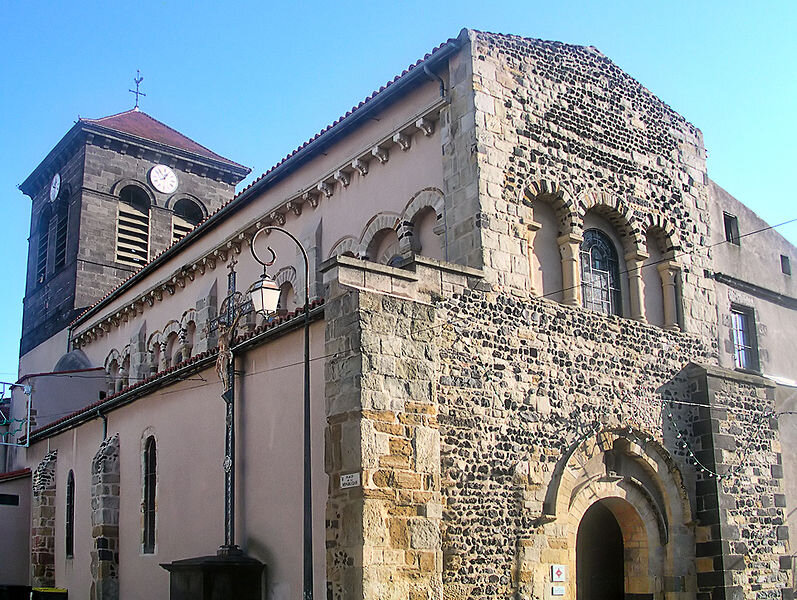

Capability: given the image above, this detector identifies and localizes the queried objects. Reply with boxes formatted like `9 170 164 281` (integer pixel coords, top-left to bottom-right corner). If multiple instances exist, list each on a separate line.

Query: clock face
49 173 61 202
150 164 179 194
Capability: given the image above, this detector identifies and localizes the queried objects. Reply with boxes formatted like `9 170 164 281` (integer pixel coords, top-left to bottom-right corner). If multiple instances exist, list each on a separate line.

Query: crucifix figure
209 257 253 554
129 70 146 109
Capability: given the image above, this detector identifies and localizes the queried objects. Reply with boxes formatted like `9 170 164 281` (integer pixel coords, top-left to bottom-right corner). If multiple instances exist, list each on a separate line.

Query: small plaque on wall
551 565 566 582
551 585 565 596
340 472 361 489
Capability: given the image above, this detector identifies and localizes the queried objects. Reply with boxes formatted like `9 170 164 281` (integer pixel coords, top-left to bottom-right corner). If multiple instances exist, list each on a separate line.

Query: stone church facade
1 29 795 600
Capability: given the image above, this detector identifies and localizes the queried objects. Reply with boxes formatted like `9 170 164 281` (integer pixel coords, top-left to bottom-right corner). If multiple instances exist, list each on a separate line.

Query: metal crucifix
208 257 253 554
129 70 146 109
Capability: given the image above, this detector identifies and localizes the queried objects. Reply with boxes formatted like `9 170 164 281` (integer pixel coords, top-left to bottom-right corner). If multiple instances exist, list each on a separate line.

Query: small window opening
65 470 75 558
723 213 740 246
172 198 204 244
54 204 68 269
781 255 791 276
731 305 759 371
143 436 157 553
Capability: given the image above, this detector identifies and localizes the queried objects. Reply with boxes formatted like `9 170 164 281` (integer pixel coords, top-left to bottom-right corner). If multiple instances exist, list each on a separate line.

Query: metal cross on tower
129 70 146 109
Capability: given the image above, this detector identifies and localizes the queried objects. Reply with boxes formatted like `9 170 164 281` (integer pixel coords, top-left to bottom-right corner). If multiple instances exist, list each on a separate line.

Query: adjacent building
1 29 795 600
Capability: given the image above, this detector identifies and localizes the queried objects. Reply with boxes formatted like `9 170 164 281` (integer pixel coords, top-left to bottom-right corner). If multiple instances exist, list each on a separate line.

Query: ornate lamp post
249 226 314 600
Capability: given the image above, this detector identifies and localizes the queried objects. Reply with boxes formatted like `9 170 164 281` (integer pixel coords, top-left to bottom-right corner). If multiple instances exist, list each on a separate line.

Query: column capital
624 250 649 265
556 232 583 246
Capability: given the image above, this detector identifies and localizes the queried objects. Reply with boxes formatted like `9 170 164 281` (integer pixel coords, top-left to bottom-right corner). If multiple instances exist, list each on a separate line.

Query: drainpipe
423 64 447 101
97 410 107 441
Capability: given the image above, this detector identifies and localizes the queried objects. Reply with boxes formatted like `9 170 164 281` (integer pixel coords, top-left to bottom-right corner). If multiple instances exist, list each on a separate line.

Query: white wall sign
340 472 361 489
551 564 566 582
551 585 565 596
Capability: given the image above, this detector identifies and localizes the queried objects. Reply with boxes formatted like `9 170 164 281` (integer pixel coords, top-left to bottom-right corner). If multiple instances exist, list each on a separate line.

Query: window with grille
580 229 621 316
66 470 75 558
54 205 68 269
35 209 51 284
143 436 157 554
116 186 150 267
171 198 204 244
731 306 759 371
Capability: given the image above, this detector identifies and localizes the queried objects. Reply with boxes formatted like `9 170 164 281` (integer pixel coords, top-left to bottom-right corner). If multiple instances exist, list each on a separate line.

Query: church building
1 29 796 600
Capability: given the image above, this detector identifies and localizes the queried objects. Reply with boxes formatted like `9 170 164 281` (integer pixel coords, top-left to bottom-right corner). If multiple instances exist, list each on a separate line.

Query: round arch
110 179 156 208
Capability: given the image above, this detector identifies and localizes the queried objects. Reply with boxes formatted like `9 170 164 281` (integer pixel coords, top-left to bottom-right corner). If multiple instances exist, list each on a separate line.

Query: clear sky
0 0 795 379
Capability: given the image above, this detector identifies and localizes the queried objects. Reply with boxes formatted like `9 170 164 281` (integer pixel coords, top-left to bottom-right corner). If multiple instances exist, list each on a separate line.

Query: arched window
580 229 621 316
143 436 157 554
367 228 401 265
54 198 69 269
172 198 204 244
116 186 150 267
65 470 75 558
35 207 51 284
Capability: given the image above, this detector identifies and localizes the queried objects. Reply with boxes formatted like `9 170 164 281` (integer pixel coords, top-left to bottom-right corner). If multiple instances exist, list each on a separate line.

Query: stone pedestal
161 550 265 600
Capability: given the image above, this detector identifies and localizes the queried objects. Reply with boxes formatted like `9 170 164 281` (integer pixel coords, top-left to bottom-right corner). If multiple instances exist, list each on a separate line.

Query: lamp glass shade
249 276 282 315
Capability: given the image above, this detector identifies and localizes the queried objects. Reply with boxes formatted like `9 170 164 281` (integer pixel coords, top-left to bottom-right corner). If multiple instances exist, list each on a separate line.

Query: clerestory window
580 229 621 316
117 186 150 267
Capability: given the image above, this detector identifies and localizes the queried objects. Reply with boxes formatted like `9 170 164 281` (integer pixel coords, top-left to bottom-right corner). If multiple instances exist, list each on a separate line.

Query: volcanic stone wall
460 30 715 340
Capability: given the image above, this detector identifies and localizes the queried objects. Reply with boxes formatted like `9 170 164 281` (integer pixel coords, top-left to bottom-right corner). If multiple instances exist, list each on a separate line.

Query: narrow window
54 203 68 269
65 470 75 558
731 306 759 371
171 198 204 244
35 209 51 284
116 186 150 266
781 255 791 276
580 229 621 316
143 436 157 553
723 212 740 246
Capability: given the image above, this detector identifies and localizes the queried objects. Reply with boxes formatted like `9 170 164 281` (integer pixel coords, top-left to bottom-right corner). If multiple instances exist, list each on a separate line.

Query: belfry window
35 208 51 284
65 470 75 558
143 436 157 553
580 229 621 316
54 201 68 269
171 198 204 244
116 186 150 267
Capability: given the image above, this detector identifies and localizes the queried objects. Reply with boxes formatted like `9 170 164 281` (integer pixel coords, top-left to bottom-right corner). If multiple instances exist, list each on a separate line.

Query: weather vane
129 70 146 109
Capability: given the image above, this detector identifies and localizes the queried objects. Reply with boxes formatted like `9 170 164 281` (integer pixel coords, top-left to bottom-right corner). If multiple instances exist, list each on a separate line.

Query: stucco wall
0 475 31 585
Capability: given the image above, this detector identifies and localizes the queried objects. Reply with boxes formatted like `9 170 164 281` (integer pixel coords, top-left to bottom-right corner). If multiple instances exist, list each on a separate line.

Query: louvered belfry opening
171 198 204 244
116 186 150 266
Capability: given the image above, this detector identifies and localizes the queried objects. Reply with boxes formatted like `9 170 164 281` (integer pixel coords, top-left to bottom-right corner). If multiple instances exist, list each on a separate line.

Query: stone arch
328 236 359 260
520 178 579 236
536 428 694 599
110 178 157 207
179 309 197 361
578 192 644 255
104 349 121 395
161 320 181 368
165 193 207 217
147 331 162 375
642 216 683 330
643 214 682 257
398 188 445 253
358 212 401 260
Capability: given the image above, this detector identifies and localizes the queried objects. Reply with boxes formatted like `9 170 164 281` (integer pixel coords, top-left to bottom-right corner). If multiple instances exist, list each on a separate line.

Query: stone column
557 233 583 306
624 251 648 322
31 451 57 588
525 220 542 295
657 260 680 331
91 434 120 600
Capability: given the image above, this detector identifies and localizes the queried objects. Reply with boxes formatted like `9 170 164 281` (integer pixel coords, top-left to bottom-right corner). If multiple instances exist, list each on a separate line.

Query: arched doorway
577 500 624 600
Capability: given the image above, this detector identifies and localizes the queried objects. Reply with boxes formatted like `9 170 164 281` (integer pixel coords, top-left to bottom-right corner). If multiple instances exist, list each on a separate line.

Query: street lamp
249 226 314 600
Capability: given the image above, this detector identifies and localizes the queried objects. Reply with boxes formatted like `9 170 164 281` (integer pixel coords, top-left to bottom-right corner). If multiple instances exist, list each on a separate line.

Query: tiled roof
81 109 247 169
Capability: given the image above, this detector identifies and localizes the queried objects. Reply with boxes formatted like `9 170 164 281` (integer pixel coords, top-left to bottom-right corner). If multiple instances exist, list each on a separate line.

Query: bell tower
18 109 250 356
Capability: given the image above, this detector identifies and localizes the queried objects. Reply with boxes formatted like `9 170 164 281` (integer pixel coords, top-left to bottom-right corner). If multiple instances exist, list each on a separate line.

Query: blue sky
0 0 795 378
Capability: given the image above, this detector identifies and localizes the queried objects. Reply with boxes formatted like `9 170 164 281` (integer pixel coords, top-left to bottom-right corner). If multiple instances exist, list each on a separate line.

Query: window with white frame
730 305 759 371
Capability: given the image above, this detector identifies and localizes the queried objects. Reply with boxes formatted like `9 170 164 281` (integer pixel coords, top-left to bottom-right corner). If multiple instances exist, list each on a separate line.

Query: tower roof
80 109 244 168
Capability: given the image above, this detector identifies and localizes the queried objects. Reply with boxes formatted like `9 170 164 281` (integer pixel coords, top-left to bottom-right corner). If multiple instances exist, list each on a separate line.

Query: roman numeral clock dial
149 164 178 194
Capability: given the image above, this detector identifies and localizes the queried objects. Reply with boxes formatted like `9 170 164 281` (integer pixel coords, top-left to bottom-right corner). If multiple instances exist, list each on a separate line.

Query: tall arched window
171 198 204 244
143 436 157 553
117 186 150 267
53 199 69 269
35 207 51 284
65 470 75 558
580 229 621 316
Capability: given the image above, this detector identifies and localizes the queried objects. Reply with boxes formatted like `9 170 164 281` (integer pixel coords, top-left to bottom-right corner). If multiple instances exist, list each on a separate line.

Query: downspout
97 410 107 441
423 62 450 260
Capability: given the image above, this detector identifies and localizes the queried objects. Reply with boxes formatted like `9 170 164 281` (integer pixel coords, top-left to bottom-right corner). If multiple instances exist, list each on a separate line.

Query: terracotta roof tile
82 109 246 169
